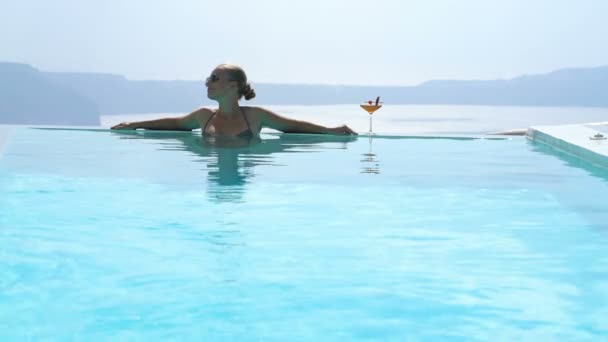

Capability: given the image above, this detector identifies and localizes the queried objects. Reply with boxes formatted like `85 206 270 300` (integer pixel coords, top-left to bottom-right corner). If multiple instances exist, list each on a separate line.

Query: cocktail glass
360 102 382 135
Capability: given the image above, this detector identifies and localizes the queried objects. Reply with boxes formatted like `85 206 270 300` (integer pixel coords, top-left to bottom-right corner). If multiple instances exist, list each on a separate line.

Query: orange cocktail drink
360 97 382 134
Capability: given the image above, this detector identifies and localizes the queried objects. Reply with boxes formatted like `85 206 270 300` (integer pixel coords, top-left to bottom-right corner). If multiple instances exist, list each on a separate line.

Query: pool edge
527 122 608 169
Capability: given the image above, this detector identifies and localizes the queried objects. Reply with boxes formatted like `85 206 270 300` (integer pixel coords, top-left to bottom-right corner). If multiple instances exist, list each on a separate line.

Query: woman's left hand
329 125 357 135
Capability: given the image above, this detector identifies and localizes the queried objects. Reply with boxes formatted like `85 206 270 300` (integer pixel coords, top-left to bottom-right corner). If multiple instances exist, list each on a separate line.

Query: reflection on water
528 140 608 230
360 135 380 174
110 131 358 202
528 140 608 183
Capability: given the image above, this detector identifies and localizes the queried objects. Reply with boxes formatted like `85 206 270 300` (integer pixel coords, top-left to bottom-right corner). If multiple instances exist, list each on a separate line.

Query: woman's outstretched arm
255 107 357 135
111 108 211 131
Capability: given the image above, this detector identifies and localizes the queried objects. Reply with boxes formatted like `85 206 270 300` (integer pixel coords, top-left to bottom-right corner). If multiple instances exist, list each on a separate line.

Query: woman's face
206 68 237 100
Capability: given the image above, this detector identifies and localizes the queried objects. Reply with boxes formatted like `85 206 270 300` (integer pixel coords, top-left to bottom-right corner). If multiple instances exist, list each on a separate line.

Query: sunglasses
205 73 236 86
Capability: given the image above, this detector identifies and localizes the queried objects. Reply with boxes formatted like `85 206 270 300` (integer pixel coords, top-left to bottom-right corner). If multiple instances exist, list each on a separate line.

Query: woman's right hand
111 122 135 130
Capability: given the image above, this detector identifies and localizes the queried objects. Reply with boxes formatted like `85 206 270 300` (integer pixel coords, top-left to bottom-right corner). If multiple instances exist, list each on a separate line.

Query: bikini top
202 110 254 138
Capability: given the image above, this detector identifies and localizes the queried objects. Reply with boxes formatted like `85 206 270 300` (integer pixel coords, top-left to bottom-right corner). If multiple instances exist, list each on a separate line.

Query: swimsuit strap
240 110 252 133
202 110 218 133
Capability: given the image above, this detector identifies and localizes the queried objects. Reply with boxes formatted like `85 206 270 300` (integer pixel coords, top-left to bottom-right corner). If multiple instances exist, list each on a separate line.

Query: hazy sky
1 0 607 85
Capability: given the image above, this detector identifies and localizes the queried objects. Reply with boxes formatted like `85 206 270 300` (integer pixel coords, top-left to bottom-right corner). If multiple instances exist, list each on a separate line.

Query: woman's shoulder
189 107 215 121
193 107 215 115
241 106 273 117
241 105 262 111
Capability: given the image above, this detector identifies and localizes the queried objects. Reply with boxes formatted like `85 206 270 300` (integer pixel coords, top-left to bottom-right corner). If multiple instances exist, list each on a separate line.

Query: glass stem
369 115 373 135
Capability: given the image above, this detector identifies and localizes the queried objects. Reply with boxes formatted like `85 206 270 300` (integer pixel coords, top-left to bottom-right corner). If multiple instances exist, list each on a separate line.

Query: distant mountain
254 66 608 107
0 62 99 125
46 65 608 111
1 62 607 125
45 72 206 115
409 67 608 107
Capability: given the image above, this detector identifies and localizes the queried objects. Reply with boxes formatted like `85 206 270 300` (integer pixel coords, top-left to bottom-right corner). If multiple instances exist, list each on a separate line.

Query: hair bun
242 83 256 101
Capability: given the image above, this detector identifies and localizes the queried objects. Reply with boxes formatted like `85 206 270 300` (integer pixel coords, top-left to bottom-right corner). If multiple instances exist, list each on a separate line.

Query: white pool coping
527 122 608 169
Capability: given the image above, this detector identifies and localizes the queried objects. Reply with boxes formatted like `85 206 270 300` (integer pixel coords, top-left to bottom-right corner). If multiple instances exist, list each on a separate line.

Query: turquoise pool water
1 128 608 340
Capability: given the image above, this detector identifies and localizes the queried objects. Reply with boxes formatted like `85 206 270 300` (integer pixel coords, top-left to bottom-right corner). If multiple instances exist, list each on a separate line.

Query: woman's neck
216 98 241 118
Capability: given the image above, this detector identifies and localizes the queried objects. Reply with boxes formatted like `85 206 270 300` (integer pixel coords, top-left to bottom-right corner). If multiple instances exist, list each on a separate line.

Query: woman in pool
111 64 357 136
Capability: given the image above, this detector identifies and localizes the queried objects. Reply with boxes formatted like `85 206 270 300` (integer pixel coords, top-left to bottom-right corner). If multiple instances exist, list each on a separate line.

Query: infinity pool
1 127 607 340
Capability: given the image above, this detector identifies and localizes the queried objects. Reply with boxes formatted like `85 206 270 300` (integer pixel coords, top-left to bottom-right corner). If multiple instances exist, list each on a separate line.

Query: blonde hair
218 64 256 101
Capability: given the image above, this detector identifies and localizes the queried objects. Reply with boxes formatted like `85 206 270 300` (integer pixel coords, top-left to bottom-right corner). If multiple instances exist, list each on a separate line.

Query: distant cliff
254 66 608 107
0 62 100 125
45 72 206 115
46 65 608 111
408 67 608 107
1 62 607 125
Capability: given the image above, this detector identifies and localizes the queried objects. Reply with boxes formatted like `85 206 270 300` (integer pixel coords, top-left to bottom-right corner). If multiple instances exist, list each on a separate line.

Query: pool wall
527 122 608 169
